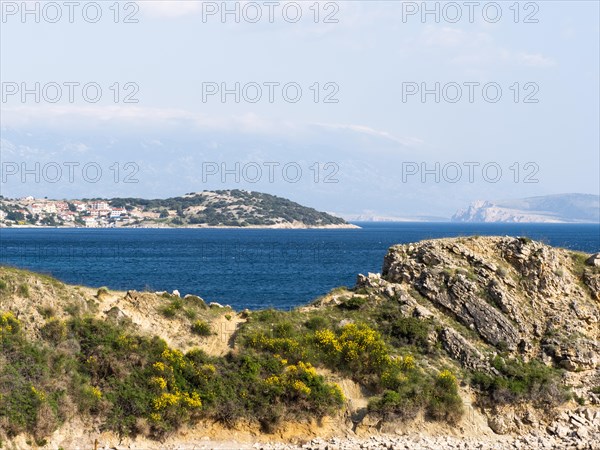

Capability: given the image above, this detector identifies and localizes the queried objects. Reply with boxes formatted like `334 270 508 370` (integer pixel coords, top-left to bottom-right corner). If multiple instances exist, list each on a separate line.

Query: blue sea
1 223 598 310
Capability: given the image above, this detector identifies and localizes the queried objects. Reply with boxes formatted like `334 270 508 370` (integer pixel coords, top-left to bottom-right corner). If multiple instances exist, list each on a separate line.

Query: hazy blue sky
1 1 598 218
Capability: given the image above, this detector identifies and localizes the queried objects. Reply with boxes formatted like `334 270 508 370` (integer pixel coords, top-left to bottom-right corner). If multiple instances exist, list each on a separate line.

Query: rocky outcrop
438 327 490 373
584 271 600 300
381 236 600 371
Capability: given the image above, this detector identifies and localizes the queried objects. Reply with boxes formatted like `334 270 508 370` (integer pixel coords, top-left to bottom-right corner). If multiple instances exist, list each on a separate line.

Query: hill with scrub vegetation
0 190 353 228
108 190 351 228
0 236 599 449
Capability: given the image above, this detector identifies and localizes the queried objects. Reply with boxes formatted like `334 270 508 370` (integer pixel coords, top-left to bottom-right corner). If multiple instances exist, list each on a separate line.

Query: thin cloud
315 123 423 147
517 52 557 68
420 26 492 49
139 1 204 18
1 106 314 138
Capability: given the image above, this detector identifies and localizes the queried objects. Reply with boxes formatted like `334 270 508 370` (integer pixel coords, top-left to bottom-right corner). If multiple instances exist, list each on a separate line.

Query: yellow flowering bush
276 361 342 404
89 386 102 400
314 329 342 352
428 369 464 424
150 376 167 390
265 375 281 386
201 363 216 374
30 386 46 402
0 311 20 335
315 323 392 376
399 355 416 371
152 392 180 410
152 361 165 372
181 391 202 409
191 319 212 336
339 324 388 362
285 361 318 377
291 380 311 396
436 370 458 391
161 349 187 369
116 333 138 350
330 383 345 402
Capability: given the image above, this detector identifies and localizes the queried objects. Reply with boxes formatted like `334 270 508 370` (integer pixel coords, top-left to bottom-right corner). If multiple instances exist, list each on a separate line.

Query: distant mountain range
452 193 599 223
340 214 447 223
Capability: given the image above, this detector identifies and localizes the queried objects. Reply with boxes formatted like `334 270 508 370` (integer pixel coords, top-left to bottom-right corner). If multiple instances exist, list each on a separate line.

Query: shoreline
0 223 362 230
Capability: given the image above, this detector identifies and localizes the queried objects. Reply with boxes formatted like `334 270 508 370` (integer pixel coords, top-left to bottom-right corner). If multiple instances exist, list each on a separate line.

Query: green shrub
76 384 104 414
191 320 212 337
367 387 424 422
160 299 183 318
38 306 56 319
369 369 463 425
64 303 80 316
183 309 197 320
160 306 177 318
390 317 431 349
0 314 65 439
185 295 207 309
0 279 8 292
338 296 367 310
273 322 294 338
246 334 304 361
18 284 29 298
252 309 282 323
304 316 328 330
97 287 109 296
470 356 567 405
427 370 464 424
40 319 67 344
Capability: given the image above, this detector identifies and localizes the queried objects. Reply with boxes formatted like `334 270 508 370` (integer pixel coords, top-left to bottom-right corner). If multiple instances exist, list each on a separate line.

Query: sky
0 0 599 219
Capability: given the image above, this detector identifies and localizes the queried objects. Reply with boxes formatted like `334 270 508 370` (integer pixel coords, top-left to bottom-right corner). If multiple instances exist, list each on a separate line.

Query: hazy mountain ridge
452 194 599 223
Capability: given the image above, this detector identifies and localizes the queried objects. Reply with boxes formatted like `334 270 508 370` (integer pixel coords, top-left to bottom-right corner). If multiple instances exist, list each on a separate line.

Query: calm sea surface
1 223 598 310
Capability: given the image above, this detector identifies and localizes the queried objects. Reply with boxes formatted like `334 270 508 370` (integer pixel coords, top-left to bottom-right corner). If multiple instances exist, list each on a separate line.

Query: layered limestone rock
379 236 600 371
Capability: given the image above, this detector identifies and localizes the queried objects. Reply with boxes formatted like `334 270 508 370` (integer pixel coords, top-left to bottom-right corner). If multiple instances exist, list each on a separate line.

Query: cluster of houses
0 196 132 228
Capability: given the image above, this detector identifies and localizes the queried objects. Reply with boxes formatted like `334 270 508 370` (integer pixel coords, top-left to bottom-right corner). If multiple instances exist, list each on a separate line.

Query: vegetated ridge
0 190 352 228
